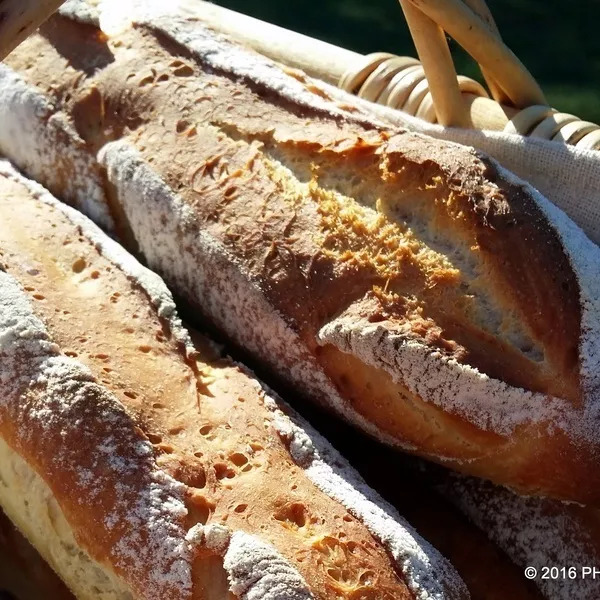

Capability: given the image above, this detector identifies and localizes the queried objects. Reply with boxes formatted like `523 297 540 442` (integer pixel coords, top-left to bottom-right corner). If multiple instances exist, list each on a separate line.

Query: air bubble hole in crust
146 433 162 444
214 463 236 480
72 258 86 273
274 502 308 529
173 64 195 77
234 504 248 513
176 120 190 133
229 452 248 467
123 391 138 399
158 443 174 455
188 494 213 525
326 567 353 583
199 425 212 436
188 467 207 490
358 570 375 585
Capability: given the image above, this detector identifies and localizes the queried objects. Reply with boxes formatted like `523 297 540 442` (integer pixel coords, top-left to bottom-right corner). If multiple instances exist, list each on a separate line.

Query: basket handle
461 0 509 105
408 0 546 106
398 0 546 125
398 0 469 127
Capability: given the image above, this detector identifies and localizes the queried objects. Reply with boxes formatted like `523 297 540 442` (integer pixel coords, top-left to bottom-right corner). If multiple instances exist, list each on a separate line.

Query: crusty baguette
0 456 544 600
0 384 544 600
2 1 600 503
0 156 468 599
0 453 543 600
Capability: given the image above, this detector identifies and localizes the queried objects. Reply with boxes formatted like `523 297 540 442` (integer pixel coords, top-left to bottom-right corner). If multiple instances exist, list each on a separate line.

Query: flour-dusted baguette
0 468 544 600
0 456 542 600
2 1 600 504
0 157 469 600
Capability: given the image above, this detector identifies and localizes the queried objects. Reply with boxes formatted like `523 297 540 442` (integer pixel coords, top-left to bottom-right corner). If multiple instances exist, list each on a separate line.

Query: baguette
0 452 543 600
0 459 544 600
2 1 600 503
0 156 468 599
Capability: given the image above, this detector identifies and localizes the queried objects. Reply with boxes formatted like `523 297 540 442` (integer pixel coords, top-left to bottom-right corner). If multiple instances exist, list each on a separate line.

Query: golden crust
2 9 599 505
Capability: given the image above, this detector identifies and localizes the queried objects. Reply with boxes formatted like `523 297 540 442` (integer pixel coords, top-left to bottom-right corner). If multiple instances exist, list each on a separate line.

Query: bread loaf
0 443 548 600
0 449 544 600
1 1 600 504
0 156 469 599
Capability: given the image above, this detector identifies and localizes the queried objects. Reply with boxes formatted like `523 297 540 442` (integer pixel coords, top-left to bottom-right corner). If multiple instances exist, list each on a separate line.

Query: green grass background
213 0 600 123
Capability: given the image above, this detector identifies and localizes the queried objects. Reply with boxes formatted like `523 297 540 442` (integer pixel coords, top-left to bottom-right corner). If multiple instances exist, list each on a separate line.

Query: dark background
213 0 600 123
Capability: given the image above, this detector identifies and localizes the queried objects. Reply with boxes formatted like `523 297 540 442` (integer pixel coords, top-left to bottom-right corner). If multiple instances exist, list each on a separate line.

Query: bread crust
0 159 468 599
1 3 600 503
